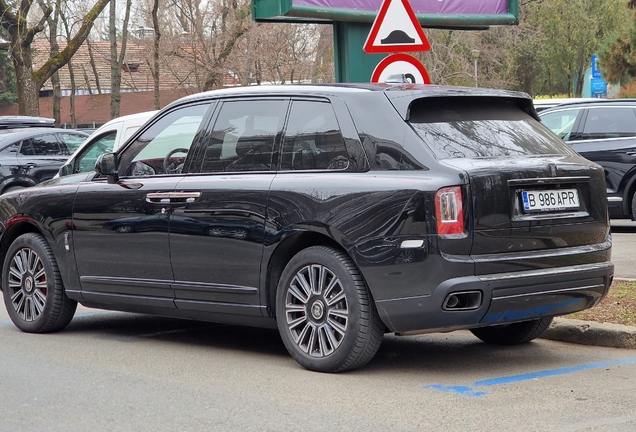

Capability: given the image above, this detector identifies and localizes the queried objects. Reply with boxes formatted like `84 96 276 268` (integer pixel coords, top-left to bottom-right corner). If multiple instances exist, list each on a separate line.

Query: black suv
539 99 636 219
0 128 88 193
0 84 613 372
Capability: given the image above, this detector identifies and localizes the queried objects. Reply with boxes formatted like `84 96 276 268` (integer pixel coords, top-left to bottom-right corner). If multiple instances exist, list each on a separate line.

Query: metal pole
471 49 480 87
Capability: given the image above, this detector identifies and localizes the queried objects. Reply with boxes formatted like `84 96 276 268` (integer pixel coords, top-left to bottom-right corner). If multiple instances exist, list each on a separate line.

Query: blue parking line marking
424 357 636 397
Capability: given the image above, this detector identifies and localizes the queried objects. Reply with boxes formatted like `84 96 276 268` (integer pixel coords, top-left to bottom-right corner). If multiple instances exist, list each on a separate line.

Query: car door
168 98 288 316
71 102 214 307
17 132 69 183
566 106 636 197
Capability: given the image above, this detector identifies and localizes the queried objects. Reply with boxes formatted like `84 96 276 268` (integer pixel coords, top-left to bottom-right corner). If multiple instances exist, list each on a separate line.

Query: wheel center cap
24 277 34 293
311 300 325 320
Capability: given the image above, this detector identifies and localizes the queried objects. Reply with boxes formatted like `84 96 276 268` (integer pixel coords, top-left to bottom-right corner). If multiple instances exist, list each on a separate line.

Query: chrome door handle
146 192 201 204
146 192 172 204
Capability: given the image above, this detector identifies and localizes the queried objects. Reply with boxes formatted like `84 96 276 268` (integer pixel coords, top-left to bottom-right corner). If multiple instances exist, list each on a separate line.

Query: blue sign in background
591 54 602 79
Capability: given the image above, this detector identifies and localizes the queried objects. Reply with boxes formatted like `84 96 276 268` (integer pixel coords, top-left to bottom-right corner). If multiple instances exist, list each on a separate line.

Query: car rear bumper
374 261 614 333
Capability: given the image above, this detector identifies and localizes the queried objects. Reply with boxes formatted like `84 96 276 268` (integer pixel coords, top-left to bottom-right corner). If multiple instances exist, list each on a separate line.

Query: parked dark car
539 99 636 219
0 115 55 129
0 128 88 193
0 84 613 372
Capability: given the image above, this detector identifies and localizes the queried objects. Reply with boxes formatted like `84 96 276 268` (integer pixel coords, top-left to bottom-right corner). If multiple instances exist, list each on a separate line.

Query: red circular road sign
371 53 431 84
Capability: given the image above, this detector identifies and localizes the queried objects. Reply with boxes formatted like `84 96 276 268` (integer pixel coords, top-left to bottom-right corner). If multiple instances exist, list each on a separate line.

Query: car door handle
24 163 38 168
146 192 201 204
626 151 636 156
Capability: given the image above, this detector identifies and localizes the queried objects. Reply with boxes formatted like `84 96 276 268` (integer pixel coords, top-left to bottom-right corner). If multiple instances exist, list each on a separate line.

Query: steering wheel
163 148 189 174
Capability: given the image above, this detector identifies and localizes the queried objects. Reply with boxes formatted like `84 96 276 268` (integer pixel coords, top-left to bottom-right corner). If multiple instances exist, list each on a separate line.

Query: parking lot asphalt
541 220 636 349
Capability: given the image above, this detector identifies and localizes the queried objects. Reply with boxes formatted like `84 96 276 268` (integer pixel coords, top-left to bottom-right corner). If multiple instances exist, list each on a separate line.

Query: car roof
0 116 55 129
172 83 531 102
165 83 534 121
540 98 636 113
87 110 159 136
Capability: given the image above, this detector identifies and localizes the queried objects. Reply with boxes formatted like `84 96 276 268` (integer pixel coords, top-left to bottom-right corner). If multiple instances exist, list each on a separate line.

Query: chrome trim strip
507 176 590 186
443 239 612 264
478 262 613 282
492 283 605 300
607 197 623 202
146 192 172 199
80 276 172 289
169 192 201 199
171 280 257 294
566 135 636 144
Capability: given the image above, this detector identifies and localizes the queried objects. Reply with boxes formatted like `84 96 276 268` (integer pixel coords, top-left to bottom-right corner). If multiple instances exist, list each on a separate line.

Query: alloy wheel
7 247 48 322
284 264 349 358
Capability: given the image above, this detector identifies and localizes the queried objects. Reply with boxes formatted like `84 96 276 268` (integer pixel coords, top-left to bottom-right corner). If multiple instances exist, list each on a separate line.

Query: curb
541 317 636 349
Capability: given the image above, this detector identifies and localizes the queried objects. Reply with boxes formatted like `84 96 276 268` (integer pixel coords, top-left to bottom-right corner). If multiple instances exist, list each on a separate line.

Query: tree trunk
68 61 77 128
12 43 40 116
2 0 111 116
87 41 102 94
110 0 121 119
152 0 161 109
52 71 61 126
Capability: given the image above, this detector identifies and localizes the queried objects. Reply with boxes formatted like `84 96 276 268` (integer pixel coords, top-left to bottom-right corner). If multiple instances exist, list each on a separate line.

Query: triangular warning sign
363 0 430 54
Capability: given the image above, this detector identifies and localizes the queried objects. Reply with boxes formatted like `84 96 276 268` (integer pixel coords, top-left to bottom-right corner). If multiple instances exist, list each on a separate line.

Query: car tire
470 317 553 345
276 246 384 372
631 191 636 220
2 233 77 333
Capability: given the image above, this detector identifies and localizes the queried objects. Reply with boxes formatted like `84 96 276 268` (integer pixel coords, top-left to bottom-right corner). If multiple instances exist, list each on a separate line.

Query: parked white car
57 110 158 178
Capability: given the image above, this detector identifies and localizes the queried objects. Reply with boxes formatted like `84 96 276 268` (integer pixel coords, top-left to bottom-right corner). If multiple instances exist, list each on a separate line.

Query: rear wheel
470 317 553 345
276 246 384 372
631 191 636 220
2 233 77 333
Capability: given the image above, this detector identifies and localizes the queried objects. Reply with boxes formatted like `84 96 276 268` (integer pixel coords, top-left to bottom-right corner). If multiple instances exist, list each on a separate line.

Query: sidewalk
542 317 636 349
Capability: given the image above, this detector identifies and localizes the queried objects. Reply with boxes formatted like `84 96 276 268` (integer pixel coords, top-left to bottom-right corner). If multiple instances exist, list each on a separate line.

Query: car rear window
408 99 576 159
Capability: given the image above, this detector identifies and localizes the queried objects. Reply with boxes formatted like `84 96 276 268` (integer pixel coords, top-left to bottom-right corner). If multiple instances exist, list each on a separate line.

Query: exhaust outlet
442 291 482 311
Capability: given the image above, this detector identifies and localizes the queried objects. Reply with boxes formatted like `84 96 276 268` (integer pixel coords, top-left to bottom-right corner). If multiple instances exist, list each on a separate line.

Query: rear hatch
406 96 610 275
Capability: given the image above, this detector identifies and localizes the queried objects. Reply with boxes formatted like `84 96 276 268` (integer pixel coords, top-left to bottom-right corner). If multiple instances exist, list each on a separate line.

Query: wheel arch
624 173 636 218
264 230 359 318
0 177 37 194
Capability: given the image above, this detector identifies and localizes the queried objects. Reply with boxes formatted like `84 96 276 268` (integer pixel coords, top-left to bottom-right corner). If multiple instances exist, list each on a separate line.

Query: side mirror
95 152 119 184
58 164 73 177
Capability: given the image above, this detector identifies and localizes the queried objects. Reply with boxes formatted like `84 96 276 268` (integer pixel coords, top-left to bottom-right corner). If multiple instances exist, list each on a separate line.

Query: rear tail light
436 186 464 235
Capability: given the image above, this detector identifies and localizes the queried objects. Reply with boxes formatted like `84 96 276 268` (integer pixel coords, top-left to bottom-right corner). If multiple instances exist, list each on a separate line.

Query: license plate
522 189 580 212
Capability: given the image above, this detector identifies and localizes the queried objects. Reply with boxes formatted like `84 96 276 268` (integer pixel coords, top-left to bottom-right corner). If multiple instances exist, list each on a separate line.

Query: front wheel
470 317 553 345
276 246 384 372
2 233 77 333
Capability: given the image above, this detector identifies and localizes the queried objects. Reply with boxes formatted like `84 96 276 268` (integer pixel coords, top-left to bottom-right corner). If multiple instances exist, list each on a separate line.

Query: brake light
436 186 464 235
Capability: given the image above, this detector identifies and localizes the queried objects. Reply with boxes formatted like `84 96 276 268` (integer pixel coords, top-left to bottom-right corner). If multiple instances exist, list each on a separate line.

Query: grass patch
566 280 636 326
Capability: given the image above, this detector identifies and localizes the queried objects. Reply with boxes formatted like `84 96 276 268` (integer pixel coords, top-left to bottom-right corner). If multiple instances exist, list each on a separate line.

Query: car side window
540 108 584 141
280 100 349 171
58 133 87 153
581 107 636 140
20 134 63 156
118 103 210 177
74 131 117 174
0 143 19 155
200 99 287 173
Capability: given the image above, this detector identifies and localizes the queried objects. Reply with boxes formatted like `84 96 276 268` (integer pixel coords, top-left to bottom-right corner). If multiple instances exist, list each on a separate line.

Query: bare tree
0 0 110 115
151 0 161 108
110 0 133 119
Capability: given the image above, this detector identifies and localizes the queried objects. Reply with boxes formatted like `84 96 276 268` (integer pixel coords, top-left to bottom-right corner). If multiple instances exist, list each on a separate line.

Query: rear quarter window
409 99 577 159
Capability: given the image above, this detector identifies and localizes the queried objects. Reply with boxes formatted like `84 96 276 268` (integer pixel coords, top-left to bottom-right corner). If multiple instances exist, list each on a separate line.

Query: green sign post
252 0 519 83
